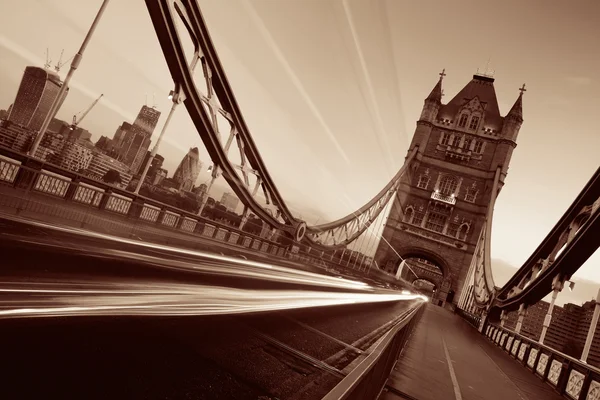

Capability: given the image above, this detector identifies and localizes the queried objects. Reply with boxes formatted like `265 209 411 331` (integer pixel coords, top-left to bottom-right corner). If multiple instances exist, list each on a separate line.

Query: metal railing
455 308 482 329
430 191 456 205
470 314 600 400
321 304 425 400
0 147 404 286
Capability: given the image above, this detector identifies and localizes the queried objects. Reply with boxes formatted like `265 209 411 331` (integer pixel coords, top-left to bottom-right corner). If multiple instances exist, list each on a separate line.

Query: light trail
0 279 425 319
2 216 373 291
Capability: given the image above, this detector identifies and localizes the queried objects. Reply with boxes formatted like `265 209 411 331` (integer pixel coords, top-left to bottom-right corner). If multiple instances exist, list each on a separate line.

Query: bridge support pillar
581 288 600 363
515 304 526 334
540 275 564 344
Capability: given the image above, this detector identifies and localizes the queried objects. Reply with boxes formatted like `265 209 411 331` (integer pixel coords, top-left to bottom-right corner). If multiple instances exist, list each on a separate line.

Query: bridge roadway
383 305 564 400
0 216 416 399
0 216 569 400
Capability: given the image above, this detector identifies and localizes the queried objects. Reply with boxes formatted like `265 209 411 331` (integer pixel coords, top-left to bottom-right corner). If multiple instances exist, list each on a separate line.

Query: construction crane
54 49 74 73
71 94 103 130
44 48 52 70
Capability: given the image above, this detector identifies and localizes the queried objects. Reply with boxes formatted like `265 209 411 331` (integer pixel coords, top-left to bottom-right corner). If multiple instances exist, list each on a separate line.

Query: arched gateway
374 70 524 308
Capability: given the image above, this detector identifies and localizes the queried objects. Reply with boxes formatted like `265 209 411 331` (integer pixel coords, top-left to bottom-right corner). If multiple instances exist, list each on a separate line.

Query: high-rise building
504 298 600 368
114 106 161 173
220 192 239 213
8 66 69 132
173 147 201 192
374 70 524 305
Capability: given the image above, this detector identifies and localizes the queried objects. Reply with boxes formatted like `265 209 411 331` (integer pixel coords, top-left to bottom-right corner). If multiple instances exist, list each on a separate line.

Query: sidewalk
381 304 563 400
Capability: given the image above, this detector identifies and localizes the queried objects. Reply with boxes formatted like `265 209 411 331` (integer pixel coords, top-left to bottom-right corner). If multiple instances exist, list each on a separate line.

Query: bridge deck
382 304 563 400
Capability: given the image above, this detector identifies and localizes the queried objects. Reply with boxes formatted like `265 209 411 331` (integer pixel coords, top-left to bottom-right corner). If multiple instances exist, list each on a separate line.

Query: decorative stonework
536 353 549 376
548 359 562 385
566 369 584 399
518 343 528 361
506 336 514 351
587 380 600 400
528 348 538 368
511 339 520 356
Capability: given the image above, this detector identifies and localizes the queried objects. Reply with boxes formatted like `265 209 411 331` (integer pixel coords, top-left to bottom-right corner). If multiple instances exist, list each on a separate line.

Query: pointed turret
506 85 524 122
501 84 525 141
420 69 446 122
426 76 443 103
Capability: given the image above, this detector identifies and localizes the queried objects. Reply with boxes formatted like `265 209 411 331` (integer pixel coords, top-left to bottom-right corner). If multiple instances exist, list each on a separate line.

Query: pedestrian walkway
381 304 563 400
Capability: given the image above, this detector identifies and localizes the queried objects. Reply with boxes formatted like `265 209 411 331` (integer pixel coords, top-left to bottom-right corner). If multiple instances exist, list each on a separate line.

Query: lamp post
29 0 110 156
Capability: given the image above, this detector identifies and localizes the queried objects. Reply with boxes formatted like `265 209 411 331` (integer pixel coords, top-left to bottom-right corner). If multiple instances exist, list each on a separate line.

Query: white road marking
442 336 463 400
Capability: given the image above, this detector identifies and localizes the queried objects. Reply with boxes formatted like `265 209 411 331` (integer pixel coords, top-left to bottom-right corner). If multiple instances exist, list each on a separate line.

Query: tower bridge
0 1 598 399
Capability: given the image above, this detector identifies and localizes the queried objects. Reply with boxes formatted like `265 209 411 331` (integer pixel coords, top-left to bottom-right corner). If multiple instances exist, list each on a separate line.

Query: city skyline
0 0 598 305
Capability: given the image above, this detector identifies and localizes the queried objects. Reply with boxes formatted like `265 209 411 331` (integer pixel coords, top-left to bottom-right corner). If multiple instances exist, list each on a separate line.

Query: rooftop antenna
44 48 52 70
145 93 148 106
152 92 157 109
477 57 495 78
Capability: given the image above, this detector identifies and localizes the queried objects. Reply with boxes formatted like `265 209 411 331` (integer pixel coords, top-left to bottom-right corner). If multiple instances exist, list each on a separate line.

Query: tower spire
425 69 445 102
507 83 525 121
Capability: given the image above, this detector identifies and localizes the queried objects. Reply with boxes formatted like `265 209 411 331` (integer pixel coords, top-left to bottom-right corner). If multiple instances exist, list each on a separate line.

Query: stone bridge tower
374 70 524 306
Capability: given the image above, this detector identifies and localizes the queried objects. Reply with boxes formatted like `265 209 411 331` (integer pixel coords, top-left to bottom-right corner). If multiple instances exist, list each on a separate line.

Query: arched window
439 131 450 145
458 113 469 128
438 175 458 196
403 206 414 224
458 223 470 241
449 134 460 147
473 140 484 153
462 136 472 150
469 116 480 130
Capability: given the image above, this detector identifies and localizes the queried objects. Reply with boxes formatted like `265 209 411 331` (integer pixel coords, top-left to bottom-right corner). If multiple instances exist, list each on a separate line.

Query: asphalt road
0 216 422 399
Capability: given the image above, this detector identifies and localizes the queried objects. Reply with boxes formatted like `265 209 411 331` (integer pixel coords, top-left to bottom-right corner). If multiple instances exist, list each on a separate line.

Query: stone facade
375 71 524 306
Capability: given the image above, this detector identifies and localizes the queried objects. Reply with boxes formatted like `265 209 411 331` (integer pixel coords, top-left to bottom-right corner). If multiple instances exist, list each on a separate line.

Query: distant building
140 151 164 182
0 120 35 152
113 106 161 173
8 66 69 132
57 141 93 172
193 183 208 197
220 192 239 213
173 147 201 192
86 151 132 187
504 298 600 368
152 168 168 185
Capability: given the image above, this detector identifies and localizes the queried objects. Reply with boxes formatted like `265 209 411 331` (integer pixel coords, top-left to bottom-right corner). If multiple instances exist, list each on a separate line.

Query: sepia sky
0 0 599 303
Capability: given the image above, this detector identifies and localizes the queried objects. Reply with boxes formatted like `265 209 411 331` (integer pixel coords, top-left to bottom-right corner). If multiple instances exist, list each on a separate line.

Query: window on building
417 174 430 189
473 140 484 153
463 137 472 150
449 134 460 147
469 116 480 130
446 222 459 238
438 175 458 196
412 207 426 226
458 223 470 241
465 187 478 203
403 207 414 224
458 114 469 128
440 132 449 145
425 211 447 233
